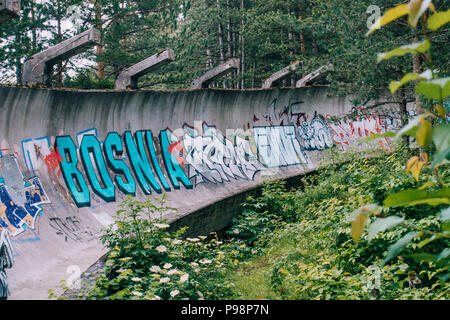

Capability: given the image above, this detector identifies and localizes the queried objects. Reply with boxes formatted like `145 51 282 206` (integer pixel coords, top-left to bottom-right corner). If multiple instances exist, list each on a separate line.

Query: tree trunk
399 90 410 148
226 0 232 58
217 0 225 63
298 2 306 53
95 0 105 79
233 31 237 88
217 0 226 88
57 0 63 87
251 62 255 88
31 0 37 50
413 53 422 114
240 0 245 89
288 7 294 86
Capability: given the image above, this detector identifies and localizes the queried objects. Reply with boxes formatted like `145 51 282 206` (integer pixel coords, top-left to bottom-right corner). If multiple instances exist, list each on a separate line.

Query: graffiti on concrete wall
297 112 334 151
49 216 96 242
327 108 394 151
0 230 14 298
169 123 267 186
254 125 308 167
253 99 306 126
54 129 194 207
0 99 409 229
0 155 50 236
50 120 312 206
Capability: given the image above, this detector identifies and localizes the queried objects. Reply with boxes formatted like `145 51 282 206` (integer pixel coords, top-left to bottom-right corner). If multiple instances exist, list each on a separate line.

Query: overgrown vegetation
49 145 448 300
225 148 448 300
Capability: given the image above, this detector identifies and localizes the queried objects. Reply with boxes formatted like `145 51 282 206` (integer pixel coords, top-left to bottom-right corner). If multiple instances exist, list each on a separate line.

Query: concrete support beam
296 63 334 88
115 49 175 89
191 58 240 89
262 61 301 89
22 28 101 85
0 0 20 23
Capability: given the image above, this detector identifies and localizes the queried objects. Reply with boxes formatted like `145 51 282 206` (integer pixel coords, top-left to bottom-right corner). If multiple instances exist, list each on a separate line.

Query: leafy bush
54 195 234 300
224 148 448 300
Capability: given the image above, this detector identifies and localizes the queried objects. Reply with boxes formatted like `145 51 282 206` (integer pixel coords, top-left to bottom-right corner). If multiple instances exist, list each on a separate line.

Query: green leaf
418 181 436 190
428 10 450 30
439 272 450 282
440 207 450 221
394 115 424 141
431 146 450 169
366 4 409 35
415 77 450 100
351 212 369 242
443 221 450 231
377 40 430 62
432 124 450 154
351 205 382 242
383 232 419 266
415 118 433 147
368 216 405 241
437 248 450 261
383 188 450 207
409 0 432 27
389 70 433 93
362 131 396 142
409 253 437 264
418 236 434 248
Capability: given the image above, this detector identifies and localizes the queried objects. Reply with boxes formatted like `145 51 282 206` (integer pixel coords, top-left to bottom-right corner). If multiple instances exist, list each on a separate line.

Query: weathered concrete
115 49 175 89
296 63 334 88
0 84 412 299
0 0 20 23
22 28 101 85
262 61 302 89
191 58 240 88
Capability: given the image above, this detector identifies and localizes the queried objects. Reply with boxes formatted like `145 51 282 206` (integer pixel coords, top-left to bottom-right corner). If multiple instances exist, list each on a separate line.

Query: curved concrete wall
0 85 407 299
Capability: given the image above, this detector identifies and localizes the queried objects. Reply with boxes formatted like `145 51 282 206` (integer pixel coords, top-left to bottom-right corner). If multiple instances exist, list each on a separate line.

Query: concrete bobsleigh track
0 85 410 299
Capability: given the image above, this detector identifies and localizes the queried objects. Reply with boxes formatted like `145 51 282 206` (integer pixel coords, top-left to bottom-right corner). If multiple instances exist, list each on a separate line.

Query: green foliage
224 151 449 300
52 195 235 300
3 0 447 96
62 71 115 89
351 0 450 282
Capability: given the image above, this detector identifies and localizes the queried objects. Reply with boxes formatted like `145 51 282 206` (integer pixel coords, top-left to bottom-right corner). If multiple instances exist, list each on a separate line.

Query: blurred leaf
383 232 419 266
389 70 433 93
432 124 450 153
435 105 446 119
384 188 450 207
431 147 450 169
437 248 450 261
377 40 430 62
362 131 395 142
351 204 382 242
409 252 437 263
408 0 432 27
415 77 450 100
368 216 405 241
418 181 435 189
395 115 425 140
427 9 450 30
406 156 425 181
416 118 433 147
439 272 450 282
440 207 450 221
431 124 450 168
351 212 369 243
366 4 409 35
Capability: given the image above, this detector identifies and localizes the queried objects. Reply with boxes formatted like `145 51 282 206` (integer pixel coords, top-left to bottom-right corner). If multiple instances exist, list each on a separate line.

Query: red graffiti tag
44 147 63 177
167 141 185 167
